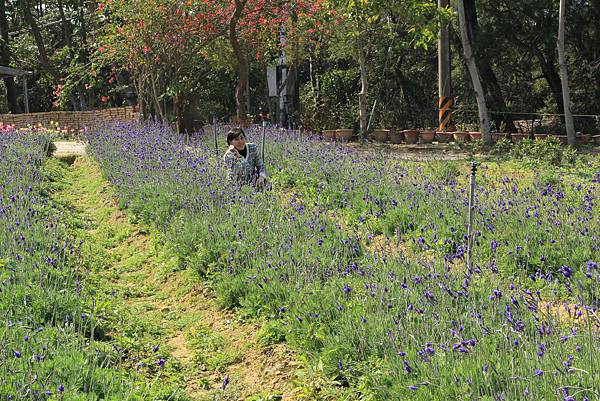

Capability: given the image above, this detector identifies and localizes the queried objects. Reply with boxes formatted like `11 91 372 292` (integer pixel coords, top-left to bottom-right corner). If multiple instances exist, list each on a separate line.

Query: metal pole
261 119 267 161
467 161 477 270
213 116 218 158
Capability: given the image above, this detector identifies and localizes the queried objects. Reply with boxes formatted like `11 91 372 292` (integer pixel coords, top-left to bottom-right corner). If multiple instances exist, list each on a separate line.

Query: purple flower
560 265 573 278
57 385 64 393
534 369 543 376
343 284 352 295
13 351 21 358
408 385 418 390
157 358 165 368
222 375 230 390
153 345 160 353
403 359 413 373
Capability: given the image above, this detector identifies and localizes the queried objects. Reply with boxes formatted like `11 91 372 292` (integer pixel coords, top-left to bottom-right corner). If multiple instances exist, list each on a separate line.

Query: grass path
56 156 297 401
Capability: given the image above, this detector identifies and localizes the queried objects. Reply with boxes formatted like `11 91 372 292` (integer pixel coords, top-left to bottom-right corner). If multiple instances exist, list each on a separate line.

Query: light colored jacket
223 143 268 184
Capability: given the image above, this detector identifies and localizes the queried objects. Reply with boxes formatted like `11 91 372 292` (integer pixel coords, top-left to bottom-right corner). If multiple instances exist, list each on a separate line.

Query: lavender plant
87 121 599 400
0 131 187 400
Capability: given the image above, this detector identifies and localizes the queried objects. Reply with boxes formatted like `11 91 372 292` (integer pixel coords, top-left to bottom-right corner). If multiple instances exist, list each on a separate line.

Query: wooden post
23 76 29 113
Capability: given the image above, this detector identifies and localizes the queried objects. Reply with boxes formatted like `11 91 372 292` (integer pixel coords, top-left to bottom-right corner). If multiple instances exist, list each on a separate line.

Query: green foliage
509 137 579 167
256 321 287 347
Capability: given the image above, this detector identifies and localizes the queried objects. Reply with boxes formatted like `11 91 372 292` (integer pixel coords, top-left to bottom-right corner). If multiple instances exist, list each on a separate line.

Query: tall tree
457 0 491 144
463 0 517 132
229 0 249 124
557 0 575 145
19 0 60 82
0 0 21 113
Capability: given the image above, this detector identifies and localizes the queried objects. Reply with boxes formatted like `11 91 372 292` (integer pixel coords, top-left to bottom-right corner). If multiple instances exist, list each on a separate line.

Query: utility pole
438 0 452 132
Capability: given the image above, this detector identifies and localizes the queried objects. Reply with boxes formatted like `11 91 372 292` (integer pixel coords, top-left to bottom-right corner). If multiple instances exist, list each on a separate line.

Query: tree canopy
0 0 598 134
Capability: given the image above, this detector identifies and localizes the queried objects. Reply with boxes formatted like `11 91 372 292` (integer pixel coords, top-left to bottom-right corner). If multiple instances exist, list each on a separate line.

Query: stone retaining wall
0 106 140 131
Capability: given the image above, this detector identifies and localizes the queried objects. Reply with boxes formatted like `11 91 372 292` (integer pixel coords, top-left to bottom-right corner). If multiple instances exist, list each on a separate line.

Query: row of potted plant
322 128 600 146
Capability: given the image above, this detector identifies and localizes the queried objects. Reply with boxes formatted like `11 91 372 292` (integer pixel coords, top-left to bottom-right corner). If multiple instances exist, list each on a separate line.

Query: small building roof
0 65 32 77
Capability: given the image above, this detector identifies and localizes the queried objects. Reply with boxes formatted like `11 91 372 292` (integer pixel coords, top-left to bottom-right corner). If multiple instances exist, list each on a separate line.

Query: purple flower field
0 131 186 400
85 121 599 400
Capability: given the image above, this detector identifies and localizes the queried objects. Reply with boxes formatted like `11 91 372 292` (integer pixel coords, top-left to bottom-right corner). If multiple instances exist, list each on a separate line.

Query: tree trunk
558 0 576 146
229 0 249 125
463 0 517 133
533 47 564 114
457 0 491 145
57 0 73 48
19 0 59 81
357 37 368 140
0 0 20 113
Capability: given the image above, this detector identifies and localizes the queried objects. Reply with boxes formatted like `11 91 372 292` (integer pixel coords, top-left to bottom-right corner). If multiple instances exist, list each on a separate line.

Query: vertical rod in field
213 116 218 158
261 120 267 161
467 161 477 271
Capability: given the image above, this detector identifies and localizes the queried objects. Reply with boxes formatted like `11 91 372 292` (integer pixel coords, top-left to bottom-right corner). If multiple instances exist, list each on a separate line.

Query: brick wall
0 106 140 131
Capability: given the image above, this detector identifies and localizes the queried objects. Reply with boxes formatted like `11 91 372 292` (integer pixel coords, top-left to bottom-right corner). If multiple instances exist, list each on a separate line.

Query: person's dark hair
226 127 246 145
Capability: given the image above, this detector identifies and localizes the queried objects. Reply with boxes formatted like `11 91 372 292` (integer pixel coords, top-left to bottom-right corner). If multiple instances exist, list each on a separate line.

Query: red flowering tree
96 0 325 124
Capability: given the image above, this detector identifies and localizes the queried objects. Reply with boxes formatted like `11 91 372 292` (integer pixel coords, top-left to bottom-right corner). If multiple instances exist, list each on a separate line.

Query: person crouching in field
223 127 271 190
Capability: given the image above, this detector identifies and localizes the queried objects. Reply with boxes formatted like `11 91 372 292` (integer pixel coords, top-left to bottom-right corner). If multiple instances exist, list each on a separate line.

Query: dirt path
59 156 298 401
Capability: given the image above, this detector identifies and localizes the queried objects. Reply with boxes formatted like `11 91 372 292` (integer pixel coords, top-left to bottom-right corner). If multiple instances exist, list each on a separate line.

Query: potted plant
371 128 390 143
436 131 453 143
492 132 510 143
452 131 469 143
336 128 354 142
468 131 482 141
554 134 569 145
420 129 436 144
510 132 528 143
389 128 404 144
576 132 591 145
592 134 600 145
322 129 337 142
403 129 419 144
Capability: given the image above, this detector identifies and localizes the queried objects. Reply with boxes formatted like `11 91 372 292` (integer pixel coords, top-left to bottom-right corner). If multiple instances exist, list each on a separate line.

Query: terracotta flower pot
534 133 548 141
420 130 436 144
492 133 510 143
323 129 336 142
336 128 354 142
576 133 591 145
510 133 528 143
371 129 390 143
403 129 419 144
452 131 469 143
592 135 600 145
389 129 404 144
436 131 453 143
469 131 482 141
555 135 569 145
